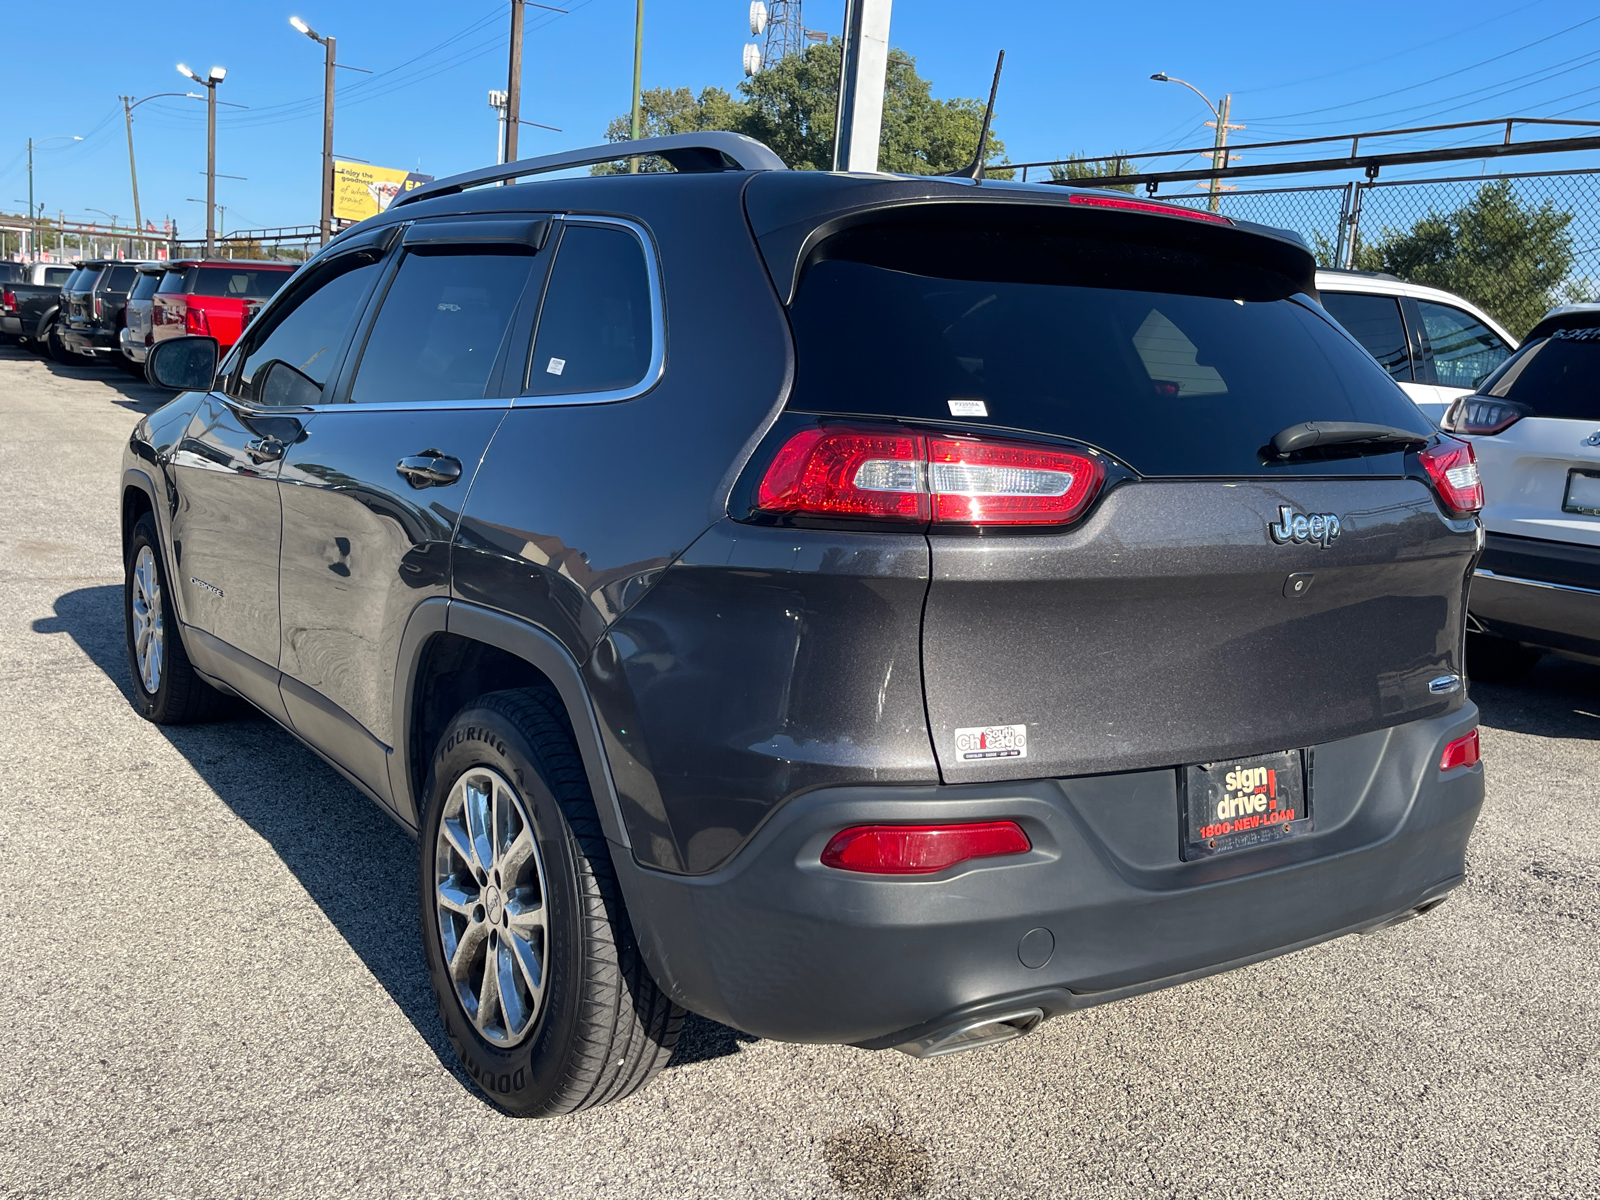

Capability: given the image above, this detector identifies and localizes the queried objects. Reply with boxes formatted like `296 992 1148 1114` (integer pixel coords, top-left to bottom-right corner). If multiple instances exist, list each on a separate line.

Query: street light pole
291 17 338 244
1149 73 1241 214
178 63 227 256
25 133 82 262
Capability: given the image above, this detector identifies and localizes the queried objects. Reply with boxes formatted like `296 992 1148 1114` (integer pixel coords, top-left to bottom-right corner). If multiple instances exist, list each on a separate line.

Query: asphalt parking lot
1 342 1597 1200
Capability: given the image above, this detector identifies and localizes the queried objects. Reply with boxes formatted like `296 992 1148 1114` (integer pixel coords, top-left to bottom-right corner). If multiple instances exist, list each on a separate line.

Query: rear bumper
1471 533 1600 656
60 326 120 358
0 316 21 335
618 705 1483 1046
119 327 149 363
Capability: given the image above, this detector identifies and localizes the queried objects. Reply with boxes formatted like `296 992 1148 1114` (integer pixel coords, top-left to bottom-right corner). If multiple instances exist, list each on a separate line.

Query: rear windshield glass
100 265 138 292
0 263 24 284
787 223 1433 477
43 267 74 285
130 272 163 301
1476 328 1600 420
72 269 104 292
61 269 90 292
184 267 290 299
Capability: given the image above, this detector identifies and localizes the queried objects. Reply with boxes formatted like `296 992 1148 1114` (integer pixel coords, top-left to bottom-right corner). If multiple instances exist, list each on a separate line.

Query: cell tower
745 0 823 75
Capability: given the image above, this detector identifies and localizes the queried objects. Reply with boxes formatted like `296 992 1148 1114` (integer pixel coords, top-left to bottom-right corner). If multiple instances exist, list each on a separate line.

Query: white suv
1316 270 1517 425
1440 304 1600 680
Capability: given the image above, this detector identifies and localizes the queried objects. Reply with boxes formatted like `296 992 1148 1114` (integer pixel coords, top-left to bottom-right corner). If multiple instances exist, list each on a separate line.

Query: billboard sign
333 162 434 223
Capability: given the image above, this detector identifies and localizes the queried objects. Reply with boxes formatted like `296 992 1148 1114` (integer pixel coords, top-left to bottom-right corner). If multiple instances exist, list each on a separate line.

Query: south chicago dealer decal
955 724 1027 762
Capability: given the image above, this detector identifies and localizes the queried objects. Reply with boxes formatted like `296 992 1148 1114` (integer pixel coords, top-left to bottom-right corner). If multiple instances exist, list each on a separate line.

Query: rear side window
524 223 653 395
1319 292 1411 381
156 269 188 295
43 267 73 285
348 249 537 404
1417 300 1511 390
130 272 162 301
1477 328 1600 420
786 224 1432 478
100 265 138 292
185 267 290 299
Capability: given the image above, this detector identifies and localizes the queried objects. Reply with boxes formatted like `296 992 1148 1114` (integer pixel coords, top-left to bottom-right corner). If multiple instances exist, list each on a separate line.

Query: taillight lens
756 424 1105 528
93 296 103 319
1067 193 1234 225
1419 437 1483 515
821 821 1032 874
185 306 210 336
1442 395 1532 435
1 289 15 312
1440 728 1480 772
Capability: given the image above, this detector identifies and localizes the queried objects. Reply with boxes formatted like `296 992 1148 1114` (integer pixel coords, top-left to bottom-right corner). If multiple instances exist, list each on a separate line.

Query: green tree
1048 154 1136 193
1349 180 1574 339
595 42 1011 178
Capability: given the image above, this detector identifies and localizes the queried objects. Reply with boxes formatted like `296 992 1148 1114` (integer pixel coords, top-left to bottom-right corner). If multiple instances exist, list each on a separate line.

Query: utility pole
1205 94 1243 214
832 0 892 172
27 138 35 263
629 0 644 172
320 35 335 242
506 0 525 165
120 98 143 232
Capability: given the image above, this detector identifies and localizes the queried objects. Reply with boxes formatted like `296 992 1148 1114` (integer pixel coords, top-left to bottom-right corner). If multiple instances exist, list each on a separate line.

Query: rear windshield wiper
1269 421 1430 460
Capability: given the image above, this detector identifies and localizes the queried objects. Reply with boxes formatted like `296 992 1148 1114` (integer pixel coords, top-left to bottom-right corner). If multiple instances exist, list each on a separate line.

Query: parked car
1441 304 1600 679
62 259 152 365
150 259 295 355
119 264 168 375
125 133 1485 1117
0 261 76 353
1317 270 1516 424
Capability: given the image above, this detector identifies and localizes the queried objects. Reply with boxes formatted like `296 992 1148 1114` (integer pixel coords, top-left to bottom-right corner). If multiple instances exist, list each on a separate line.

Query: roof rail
393 132 787 210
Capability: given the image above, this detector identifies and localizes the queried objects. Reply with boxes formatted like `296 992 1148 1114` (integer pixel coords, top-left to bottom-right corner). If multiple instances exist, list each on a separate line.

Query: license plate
1563 469 1600 517
1182 749 1311 860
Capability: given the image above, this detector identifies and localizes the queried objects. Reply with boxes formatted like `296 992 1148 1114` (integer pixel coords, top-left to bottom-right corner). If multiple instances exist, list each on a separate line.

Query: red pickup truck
151 259 296 354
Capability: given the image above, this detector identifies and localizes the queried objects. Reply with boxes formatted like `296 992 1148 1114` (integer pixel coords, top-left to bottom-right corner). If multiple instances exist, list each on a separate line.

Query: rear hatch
180 263 292 346
92 263 141 330
66 266 104 328
766 195 1478 782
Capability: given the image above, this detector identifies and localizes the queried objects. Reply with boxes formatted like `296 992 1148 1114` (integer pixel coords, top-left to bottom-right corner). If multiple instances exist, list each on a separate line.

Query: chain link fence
1162 169 1600 340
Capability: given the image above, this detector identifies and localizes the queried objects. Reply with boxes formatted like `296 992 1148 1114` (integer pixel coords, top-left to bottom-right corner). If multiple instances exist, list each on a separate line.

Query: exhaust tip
891 1007 1044 1059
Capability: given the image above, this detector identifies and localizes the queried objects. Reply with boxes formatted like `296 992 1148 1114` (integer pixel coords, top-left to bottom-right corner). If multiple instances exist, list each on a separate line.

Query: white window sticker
948 399 988 417
954 724 1027 761
546 357 567 376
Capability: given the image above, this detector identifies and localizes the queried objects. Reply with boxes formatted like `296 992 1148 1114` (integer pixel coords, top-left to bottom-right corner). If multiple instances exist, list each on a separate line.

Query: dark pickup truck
61 259 150 364
0 261 76 353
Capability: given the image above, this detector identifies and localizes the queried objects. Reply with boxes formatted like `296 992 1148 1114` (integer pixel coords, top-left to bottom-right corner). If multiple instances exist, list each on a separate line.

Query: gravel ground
1 343 1596 1200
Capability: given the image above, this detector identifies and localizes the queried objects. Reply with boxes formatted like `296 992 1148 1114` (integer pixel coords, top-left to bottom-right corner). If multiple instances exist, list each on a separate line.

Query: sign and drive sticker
954 724 1027 761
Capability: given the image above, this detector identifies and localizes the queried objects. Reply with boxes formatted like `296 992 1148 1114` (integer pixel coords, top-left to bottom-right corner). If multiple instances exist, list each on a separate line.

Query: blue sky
6 0 1600 234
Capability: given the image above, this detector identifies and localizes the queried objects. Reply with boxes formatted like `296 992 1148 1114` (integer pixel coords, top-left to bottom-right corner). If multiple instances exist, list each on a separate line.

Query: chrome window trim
510 215 666 410
246 213 664 416
1473 567 1600 597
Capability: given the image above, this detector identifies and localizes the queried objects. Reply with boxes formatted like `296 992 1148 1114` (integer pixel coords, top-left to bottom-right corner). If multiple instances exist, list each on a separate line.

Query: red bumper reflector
1440 728 1480 772
821 821 1032 875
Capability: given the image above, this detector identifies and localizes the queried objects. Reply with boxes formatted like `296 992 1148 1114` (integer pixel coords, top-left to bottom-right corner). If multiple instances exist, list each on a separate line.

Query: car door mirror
254 358 324 408
146 335 219 391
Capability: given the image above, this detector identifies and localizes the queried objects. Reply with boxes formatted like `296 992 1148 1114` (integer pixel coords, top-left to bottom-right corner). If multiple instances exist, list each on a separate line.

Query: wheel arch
121 469 158 559
392 599 632 850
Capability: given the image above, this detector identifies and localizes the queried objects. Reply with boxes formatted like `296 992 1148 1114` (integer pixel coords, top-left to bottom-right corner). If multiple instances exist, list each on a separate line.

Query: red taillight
1067 193 1234 225
1 289 15 312
93 295 103 319
1440 728 1480 772
185 306 210 336
1442 395 1532 435
821 821 1032 874
756 425 1105 528
1419 437 1483 515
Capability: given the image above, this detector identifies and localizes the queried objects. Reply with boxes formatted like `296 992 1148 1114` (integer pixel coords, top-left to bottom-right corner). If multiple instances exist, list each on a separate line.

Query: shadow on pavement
1473 654 1600 741
0 342 169 414
34 583 752 1081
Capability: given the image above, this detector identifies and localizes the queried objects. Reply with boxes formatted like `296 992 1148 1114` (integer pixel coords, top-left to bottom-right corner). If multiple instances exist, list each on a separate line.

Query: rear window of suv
99 265 138 292
184 267 290 299
786 218 1433 477
130 271 163 301
1474 327 1600 420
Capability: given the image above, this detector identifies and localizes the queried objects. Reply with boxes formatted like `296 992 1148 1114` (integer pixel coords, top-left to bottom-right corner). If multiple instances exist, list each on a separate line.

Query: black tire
46 321 73 364
419 688 683 1116
124 512 235 723
1466 632 1541 684
117 354 145 378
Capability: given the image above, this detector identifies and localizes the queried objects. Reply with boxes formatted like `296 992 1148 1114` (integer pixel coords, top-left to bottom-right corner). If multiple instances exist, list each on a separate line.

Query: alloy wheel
130 545 164 695
434 766 551 1047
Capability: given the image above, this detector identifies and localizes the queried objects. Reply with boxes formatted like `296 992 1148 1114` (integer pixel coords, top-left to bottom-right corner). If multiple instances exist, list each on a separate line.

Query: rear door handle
396 452 463 488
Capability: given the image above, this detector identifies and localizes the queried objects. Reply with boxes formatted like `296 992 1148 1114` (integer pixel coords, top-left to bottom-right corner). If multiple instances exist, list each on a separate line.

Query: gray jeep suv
123 132 1486 1116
